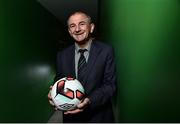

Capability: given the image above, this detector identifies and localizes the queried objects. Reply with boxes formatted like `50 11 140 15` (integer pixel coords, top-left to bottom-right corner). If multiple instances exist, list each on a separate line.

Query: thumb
77 98 90 109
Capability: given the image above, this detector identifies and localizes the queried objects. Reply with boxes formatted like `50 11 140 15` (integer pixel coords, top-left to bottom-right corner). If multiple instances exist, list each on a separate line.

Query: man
48 11 117 123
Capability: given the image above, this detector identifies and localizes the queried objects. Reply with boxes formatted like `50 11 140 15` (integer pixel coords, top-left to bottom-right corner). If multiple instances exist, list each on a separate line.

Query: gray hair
67 11 92 26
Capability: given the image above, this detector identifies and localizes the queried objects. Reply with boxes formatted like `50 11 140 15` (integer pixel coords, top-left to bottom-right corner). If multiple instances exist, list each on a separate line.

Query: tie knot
78 49 87 54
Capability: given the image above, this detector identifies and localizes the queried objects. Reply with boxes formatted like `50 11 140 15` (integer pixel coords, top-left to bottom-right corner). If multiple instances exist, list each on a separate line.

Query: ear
68 29 73 37
90 23 95 33
68 28 71 34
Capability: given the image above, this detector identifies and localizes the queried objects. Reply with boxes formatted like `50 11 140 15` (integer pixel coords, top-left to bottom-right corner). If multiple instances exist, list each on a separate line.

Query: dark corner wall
99 0 180 122
0 0 67 122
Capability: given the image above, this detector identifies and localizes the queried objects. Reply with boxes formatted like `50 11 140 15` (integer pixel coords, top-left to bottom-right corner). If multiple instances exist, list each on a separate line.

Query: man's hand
64 98 90 115
47 86 58 110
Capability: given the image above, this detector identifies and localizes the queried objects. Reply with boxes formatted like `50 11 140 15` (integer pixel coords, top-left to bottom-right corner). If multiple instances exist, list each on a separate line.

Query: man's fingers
47 92 52 100
49 100 55 106
63 98 90 115
54 107 58 111
47 86 52 99
77 98 90 109
64 109 83 114
50 101 58 111
64 111 68 115
48 85 57 109
77 102 86 109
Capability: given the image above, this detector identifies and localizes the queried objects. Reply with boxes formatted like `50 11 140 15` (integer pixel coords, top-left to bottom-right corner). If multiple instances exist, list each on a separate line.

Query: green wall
0 0 64 122
99 0 180 122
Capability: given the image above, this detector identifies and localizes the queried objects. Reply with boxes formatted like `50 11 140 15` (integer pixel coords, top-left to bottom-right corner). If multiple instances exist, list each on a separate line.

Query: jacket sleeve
88 47 117 109
54 52 63 82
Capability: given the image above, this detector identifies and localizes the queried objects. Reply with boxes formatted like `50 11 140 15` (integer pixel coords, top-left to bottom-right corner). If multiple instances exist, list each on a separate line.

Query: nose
75 25 81 32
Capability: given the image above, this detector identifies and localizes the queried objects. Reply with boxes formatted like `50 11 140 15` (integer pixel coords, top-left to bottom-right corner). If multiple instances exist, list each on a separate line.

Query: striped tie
78 49 87 83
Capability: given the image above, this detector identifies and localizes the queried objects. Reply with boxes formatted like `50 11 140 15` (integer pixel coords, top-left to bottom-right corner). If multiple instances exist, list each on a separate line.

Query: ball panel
76 90 84 100
56 80 65 95
64 88 74 99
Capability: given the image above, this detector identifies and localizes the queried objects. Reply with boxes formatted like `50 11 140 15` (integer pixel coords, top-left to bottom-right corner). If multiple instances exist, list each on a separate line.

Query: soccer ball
50 77 85 111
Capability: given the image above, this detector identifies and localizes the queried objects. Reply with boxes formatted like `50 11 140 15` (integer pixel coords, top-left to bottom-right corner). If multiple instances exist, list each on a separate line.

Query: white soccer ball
51 77 85 111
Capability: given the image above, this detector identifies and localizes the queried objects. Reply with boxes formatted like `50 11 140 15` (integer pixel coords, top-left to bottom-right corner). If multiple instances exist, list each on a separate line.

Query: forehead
68 13 89 25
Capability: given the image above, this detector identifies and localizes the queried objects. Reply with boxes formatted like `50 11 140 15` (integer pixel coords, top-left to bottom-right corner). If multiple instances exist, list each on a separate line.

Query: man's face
68 13 94 44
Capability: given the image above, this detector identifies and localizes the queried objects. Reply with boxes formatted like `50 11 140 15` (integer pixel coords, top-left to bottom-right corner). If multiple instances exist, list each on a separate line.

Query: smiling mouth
74 31 84 35
75 34 83 35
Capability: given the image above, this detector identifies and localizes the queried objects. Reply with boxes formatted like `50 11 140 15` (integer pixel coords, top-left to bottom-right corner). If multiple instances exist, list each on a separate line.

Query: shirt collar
75 39 92 53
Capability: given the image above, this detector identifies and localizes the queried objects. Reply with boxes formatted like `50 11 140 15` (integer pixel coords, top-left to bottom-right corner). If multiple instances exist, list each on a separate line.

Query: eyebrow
79 21 87 24
69 20 88 27
68 17 89 25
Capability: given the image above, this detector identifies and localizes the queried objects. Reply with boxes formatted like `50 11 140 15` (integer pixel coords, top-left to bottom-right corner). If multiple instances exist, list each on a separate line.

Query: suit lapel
83 41 101 85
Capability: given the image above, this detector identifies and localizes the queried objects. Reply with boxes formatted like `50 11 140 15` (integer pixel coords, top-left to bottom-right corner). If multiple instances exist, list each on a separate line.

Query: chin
75 40 87 45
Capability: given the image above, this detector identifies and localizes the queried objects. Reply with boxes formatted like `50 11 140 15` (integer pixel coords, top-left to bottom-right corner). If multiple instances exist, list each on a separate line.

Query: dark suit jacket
54 40 117 123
